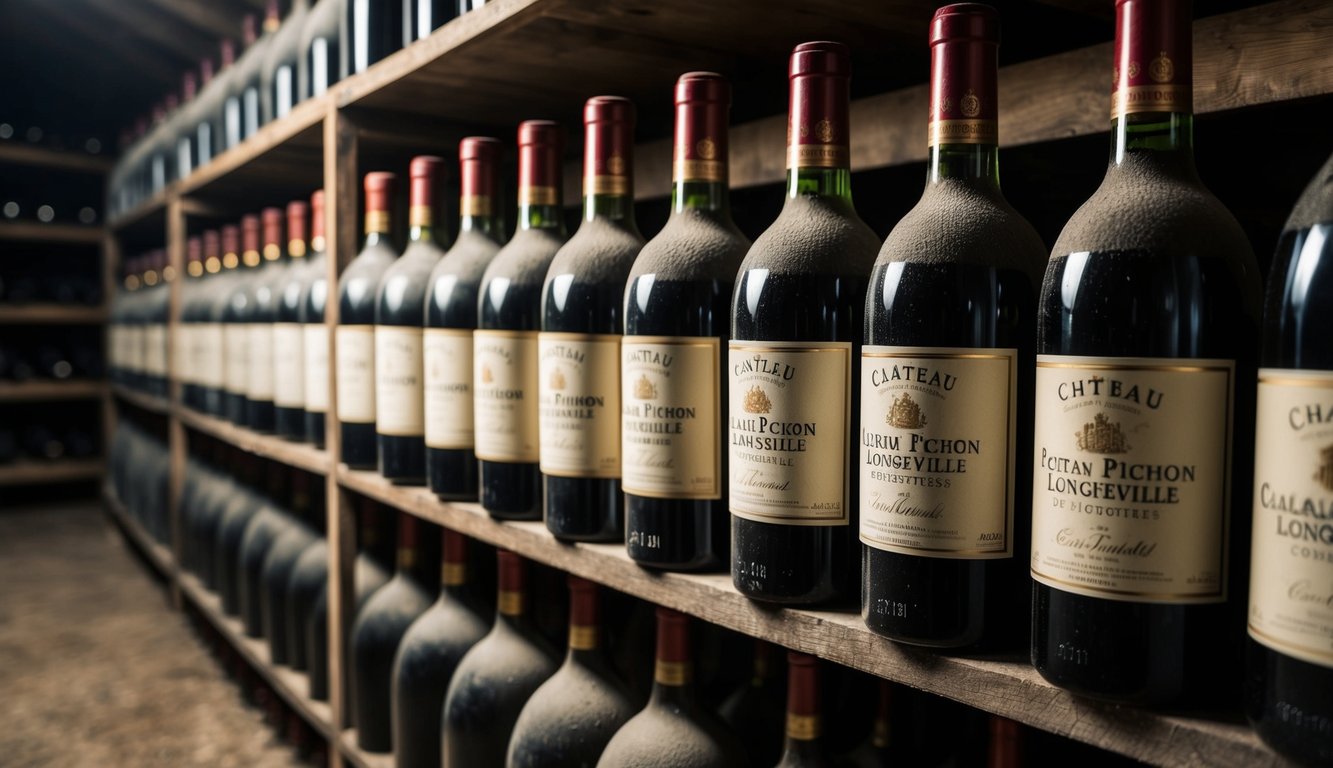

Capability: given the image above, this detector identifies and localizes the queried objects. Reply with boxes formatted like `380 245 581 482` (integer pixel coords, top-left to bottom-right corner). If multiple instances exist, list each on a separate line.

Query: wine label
336 325 375 424
621 336 722 500
1031 355 1235 604
198 323 225 389
304 324 329 413
474 330 540 463
145 324 167 378
859 347 1017 558
273 323 304 408
224 323 250 394
374 326 424 437
127 327 143 374
1248 369 1333 669
424 329 474 450
538 333 621 478
175 325 193 384
247 323 274 401
728 341 852 526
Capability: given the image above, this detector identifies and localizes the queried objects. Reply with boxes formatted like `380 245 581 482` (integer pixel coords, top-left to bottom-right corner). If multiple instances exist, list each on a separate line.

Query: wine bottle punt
1030 0 1260 704
623 72 750 571
729 42 880 604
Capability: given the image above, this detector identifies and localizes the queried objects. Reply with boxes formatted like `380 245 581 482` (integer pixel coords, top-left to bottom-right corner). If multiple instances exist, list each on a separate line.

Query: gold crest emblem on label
1127 60 1141 79
607 154 625 175
815 119 834 143
633 374 657 400
549 367 567 391
480 364 494 384
1075 412 1131 454
886 393 927 429
1149 51 1174 83
744 385 772 414
960 89 981 117
696 137 716 160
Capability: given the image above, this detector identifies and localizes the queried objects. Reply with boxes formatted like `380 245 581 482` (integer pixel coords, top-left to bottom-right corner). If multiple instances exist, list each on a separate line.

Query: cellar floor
0 502 303 768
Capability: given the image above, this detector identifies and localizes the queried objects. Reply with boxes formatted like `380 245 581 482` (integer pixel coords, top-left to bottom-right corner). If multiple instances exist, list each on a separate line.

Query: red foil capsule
673 72 730 184
567 576 600 650
363 171 395 235
583 96 636 198
241 214 261 266
497 549 526 616
460 137 502 219
287 200 309 257
654 607 692 686
928 3 1000 147
441 529 467 586
262 206 283 260
408 155 445 229
310 189 326 252
518 120 562 207
787 41 851 170
221 224 240 269
187 236 203 276
1111 0 1193 119
785 651 821 740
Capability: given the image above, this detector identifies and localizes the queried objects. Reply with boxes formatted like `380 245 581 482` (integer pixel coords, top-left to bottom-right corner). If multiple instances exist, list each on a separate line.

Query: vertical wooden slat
165 195 186 609
100 231 120 469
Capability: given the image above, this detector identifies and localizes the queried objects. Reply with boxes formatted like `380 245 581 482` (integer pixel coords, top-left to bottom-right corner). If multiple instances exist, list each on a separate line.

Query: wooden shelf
106 188 170 233
177 407 331 476
178 572 336 742
110 384 171 415
0 142 112 174
102 485 174 576
337 466 1278 768
0 379 104 402
0 457 102 486
0 304 107 324
0 220 103 245
338 732 393 768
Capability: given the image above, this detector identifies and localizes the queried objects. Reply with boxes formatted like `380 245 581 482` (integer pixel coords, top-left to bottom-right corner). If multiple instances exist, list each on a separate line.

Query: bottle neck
649 659 694 705
672 179 729 215
459 211 501 239
519 201 564 233
440 560 468 596
928 142 1000 186
583 192 635 226
364 226 390 249
786 166 853 205
1111 112 1195 170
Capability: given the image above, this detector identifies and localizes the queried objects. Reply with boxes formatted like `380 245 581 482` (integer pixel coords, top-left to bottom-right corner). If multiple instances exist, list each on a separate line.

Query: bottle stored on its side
861 4 1043 649
376 156 448 484
622 72 750 571
540 96 645 542
223 215 262 424
597 608 743 768
404 0 455 45
1245 153 1333 765
285 532 327 671
237 465 295 637
717 639 784 768
835 678 893 768
246 206 285 432
343 0 402 78
986 716 1024 768
274 199 310 441
302 189 330 448
338 172 399 469
776 652 829 768
259 471 318 664
1031 0 1260 704
442 550 558 767
205 226 239 417
730 42 880 604
508 576 637 767
390 530 488 768
300 0 340 100
476 121 567 519
425 138 504 500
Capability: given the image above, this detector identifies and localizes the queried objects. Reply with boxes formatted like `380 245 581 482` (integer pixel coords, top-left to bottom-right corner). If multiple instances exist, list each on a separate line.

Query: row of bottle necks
111 419 1105 768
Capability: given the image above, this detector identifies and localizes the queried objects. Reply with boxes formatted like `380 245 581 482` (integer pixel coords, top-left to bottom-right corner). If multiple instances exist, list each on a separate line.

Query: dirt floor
0 502 306 768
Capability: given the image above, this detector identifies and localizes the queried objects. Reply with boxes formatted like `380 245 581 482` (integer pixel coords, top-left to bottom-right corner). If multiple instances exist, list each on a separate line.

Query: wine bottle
834 679 892 768
262 0 308 123
339 172 398 469
776 652 829 768
476 120 567 519
597 607 743 768
717 639 784 768
285 536 327 671
405 0 455 45
223 215 261 424
247 206 285 432
390 530 488 768
238 471 295 637
540 96 645 542
508 576 638 767
351 512 439 752
146 249 172 398
302 189 330 448
343 0 403 77
442 550 558 767
301 0 341 99
214 461 264 614
424 138 503 499
204 226 236 416
860 4 1043 648
1245 152 1333 765
1031 0 1260 704
275 199 310 441
376 156 448 484
730 42 879 604
260 473 317 664
622 72 749 571
180 235 205 409
986 716 1024 768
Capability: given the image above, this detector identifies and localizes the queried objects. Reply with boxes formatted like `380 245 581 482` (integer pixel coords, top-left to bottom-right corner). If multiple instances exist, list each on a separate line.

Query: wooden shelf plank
0 379 105 402
338 732 394 768
107 188 170 233
101 485 174 575
0 304 107 324
178 571 337 742
337 466 1278 768
0 220 103 245
0 142 113 174
0 457 103 486
110 383 172 415
178 406 331 476
174 94 328 200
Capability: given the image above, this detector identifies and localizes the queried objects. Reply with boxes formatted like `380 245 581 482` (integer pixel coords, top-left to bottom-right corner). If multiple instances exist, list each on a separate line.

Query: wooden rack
100 2 1333 766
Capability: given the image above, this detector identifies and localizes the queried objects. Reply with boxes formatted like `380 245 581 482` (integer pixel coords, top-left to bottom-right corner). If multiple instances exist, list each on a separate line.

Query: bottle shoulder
546 216 646 285
598 700 734 768
481 228 566 289
430 231 503 287
740 194 880 277
630 209 751 283
453 620 558 685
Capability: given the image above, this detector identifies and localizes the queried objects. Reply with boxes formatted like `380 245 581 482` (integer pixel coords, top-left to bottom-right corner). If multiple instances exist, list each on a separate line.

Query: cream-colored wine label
728 341 853 526
860 347 1017 558
198 323 225 389
1249 369 1333 669
424 328 474 449
336 325 375 424
621 337 721 500
1031 355 1235 603
247 323 274 400
375 326 424 437
127 326 144 374
145 324 168 378
474 330 540 463
304 324 329 413
538 333 621 478
224 323 250 394
175 325 193 384
273 323 305 408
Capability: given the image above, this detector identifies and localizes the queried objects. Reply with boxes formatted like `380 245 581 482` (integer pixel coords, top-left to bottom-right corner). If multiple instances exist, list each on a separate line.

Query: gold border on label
519 186 559 207
538 332 623 480
442 563 466 586
1258 369 1333 388
1111 84 1192 119
568 625 598 651
408 205 433 228
727 340 853 527
786 714 821 741
498 590 524 616
654 660 692 686
365 210 391 234
288 240 306 257
787 144 849 169
460 196 493 218
928 119 998 147
621 335 722 501
1249 624 1333 668
585 175 630 196
473 329 541 463
673 159 725 183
